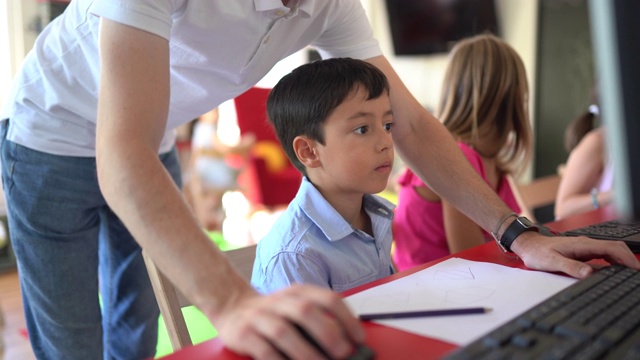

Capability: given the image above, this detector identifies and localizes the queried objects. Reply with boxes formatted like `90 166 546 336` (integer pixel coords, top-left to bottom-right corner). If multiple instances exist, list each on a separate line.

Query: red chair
234 87 302 209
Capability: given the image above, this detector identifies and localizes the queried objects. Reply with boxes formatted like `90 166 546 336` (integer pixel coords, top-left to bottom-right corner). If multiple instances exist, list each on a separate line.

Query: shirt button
274 10 285 17
263 35 270 44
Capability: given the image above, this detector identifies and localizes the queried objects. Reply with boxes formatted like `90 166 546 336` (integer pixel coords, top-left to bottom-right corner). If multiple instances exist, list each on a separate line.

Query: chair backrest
510 174 561 224
233 87 301 208
234 87 276 143
143 244 258 351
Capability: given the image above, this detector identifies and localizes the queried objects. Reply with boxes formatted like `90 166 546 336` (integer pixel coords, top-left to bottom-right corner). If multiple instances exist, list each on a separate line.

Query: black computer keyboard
562 220 640 253
564 220 640 240
444 265 640 360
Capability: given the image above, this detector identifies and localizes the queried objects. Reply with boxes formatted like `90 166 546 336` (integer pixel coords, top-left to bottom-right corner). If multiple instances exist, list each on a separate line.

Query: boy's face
310 87 394 195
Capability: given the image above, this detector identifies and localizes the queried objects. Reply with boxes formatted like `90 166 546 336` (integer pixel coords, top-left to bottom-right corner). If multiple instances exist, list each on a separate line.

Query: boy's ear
293 135 321 168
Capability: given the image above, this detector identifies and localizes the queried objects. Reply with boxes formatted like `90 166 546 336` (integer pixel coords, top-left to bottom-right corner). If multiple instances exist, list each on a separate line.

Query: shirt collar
296 177 395 241
254 0 312 17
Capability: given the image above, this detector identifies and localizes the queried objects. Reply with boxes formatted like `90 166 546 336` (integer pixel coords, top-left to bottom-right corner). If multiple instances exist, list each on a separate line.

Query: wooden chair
143 244 257 351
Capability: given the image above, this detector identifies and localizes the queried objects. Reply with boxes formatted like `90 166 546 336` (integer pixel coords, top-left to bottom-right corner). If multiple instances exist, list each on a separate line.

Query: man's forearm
97 146 255 322
394 114 513 233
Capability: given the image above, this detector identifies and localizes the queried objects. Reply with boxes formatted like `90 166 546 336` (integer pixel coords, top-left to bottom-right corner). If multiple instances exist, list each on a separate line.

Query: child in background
392 34 532 271
555 99 613 219
189 107 255 231
563 89 600 155
251 58 396 293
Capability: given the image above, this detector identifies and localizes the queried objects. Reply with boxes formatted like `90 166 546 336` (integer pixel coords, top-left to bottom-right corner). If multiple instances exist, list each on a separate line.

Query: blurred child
563 89 600 155
251 58 396 293
392 34 533 271
189 108 255 231
555 99 613 219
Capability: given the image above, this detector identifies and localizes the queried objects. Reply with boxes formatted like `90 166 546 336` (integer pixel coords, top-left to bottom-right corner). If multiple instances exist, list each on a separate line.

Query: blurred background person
555 91 613 219
189 108 255 232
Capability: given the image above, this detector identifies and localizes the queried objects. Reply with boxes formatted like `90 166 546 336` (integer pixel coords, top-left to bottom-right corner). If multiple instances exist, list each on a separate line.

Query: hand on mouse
212 284 365 360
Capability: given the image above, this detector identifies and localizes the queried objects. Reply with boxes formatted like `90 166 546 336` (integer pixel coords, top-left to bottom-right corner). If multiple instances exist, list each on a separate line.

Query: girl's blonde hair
437 34 532 176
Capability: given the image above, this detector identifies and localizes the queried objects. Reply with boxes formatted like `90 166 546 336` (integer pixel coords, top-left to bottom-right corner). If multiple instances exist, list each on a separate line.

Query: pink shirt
392 142 521 271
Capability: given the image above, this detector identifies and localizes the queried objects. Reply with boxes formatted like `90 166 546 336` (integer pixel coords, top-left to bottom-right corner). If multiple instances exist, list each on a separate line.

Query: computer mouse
293 324 376 360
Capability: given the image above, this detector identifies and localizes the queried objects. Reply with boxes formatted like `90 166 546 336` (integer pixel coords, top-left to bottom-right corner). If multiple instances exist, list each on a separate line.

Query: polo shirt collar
254 0 313 17
297 177 395 241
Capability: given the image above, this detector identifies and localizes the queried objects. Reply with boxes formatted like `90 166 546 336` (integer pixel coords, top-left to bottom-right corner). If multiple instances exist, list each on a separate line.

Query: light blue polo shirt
251 177 395 294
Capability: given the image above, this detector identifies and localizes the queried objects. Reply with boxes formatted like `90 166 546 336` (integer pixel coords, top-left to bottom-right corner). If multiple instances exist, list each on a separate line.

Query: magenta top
392 142 521 271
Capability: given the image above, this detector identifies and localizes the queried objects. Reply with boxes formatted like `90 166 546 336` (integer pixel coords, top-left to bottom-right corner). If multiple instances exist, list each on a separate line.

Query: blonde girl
393 34 532 271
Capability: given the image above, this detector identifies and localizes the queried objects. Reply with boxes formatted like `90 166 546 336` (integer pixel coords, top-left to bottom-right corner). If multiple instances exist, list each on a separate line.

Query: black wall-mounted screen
385 0 500 56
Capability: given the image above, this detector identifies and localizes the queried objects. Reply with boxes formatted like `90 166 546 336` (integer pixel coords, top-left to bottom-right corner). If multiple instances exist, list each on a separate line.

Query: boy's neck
351 206 373 236
311 181 373 235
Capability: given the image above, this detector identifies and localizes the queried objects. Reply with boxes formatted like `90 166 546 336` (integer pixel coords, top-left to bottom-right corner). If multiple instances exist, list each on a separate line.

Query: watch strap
497 216 538 253
491 212 518 240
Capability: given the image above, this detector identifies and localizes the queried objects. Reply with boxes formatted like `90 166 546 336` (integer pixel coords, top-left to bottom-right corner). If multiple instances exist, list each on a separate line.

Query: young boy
251 58 396 294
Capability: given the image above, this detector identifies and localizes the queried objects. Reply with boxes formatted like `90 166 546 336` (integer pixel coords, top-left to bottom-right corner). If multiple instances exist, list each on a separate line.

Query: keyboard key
512 331 538 348
538 338 583 360
482 321 525 348
604 326 640 359
553 322 597 340
569 341 611 360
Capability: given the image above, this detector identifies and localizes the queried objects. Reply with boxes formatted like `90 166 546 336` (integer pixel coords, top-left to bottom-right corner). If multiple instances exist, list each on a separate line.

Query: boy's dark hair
267 57 390 176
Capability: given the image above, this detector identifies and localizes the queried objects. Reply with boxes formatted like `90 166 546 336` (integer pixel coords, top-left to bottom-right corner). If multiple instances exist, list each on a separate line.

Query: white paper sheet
344 258 578 346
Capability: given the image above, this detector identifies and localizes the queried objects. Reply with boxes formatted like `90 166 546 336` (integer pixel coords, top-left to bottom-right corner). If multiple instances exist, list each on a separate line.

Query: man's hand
511 231 640 278
214 285 365 360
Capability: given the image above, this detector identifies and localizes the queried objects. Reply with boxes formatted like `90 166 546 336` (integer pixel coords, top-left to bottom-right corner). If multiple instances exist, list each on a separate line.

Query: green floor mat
155 306 218 358
208 230 242 251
